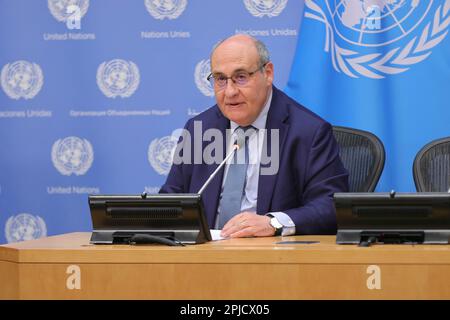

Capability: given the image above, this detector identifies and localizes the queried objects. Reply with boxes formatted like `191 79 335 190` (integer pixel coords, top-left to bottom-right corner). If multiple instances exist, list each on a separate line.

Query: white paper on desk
210 229 226 241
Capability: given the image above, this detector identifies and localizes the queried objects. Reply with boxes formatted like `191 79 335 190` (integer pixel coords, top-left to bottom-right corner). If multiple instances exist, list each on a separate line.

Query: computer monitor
334 192 450 245
88 193 212 245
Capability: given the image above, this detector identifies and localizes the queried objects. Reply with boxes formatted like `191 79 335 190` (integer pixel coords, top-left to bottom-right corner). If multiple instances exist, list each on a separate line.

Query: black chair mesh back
333 126 385 192
413 137 450 192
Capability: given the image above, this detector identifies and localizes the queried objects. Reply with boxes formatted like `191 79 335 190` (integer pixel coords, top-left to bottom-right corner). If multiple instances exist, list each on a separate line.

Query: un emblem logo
51 136 94 176
48 0 89 22
97 59 140 98
1 61 43 100
145 0 188 20
195 59 214 97
148 135 179 175
305 0 450 78
5 213 47 243
244 0 288 17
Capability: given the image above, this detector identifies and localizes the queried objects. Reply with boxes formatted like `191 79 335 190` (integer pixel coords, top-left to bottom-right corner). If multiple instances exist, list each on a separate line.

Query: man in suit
160 34 348 237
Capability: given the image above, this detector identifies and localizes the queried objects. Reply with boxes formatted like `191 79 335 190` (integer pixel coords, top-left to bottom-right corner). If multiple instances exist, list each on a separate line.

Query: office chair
413 136 450 192
332 126 385 192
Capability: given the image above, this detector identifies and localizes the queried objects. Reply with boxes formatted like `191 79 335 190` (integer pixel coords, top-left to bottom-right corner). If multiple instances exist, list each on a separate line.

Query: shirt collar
230 88 273 132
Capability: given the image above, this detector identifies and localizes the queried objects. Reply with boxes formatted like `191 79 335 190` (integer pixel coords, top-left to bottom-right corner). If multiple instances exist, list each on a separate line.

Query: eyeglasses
207 63 267 89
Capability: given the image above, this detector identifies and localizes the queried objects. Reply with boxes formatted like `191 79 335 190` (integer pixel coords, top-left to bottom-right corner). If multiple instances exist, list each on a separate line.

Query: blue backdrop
0 0 304 243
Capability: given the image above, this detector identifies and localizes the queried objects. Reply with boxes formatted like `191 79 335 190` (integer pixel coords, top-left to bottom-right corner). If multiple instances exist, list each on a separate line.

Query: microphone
197 142 241 195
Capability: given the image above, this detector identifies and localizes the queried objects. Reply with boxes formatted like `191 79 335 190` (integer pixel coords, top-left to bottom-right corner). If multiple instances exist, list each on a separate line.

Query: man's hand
220 211 275 238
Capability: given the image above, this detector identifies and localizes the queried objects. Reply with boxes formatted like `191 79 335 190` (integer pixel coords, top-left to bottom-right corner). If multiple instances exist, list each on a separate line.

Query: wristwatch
268 214 283 236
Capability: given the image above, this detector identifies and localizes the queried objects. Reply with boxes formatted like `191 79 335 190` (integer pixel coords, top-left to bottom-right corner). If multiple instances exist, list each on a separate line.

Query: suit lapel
257 87 290 214
201 107 229 227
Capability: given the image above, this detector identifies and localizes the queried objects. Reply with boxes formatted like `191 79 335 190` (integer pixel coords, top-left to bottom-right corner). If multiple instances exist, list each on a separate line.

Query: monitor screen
334 192 450 245
88 193 211 245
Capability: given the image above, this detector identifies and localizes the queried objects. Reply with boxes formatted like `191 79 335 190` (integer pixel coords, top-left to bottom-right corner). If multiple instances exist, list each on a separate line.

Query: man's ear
264 62 274 84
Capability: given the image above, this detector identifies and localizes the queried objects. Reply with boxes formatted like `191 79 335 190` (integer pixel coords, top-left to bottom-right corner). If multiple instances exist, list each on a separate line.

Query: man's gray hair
210 35 270 67
253 37 270 66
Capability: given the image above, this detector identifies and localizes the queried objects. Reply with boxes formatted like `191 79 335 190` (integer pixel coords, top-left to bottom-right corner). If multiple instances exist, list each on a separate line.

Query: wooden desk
1 232 449 299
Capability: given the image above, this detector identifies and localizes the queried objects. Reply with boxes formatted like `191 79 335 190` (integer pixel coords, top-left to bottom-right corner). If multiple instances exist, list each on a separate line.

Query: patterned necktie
218 126 252 229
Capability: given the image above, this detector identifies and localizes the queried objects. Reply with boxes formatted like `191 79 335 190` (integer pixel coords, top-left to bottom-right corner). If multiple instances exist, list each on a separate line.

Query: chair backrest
332 126 385 192
413 136 450 192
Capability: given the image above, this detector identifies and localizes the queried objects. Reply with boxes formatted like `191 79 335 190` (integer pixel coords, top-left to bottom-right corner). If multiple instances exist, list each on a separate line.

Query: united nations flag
194 59 214 97
48 0 89 22
285 0 450 191
1 60 43 100
148 135 179 175
97 59 140 98
5 213 47 243
51 136 94 176
145 0 187 20
244 0 288 17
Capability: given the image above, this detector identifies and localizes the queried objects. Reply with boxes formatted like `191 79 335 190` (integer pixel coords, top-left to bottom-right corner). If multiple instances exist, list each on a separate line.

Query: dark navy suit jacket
160 86 348 234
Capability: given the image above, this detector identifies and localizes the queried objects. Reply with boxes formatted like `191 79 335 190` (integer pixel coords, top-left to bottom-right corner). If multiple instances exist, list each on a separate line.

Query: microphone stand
197 144 239 195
